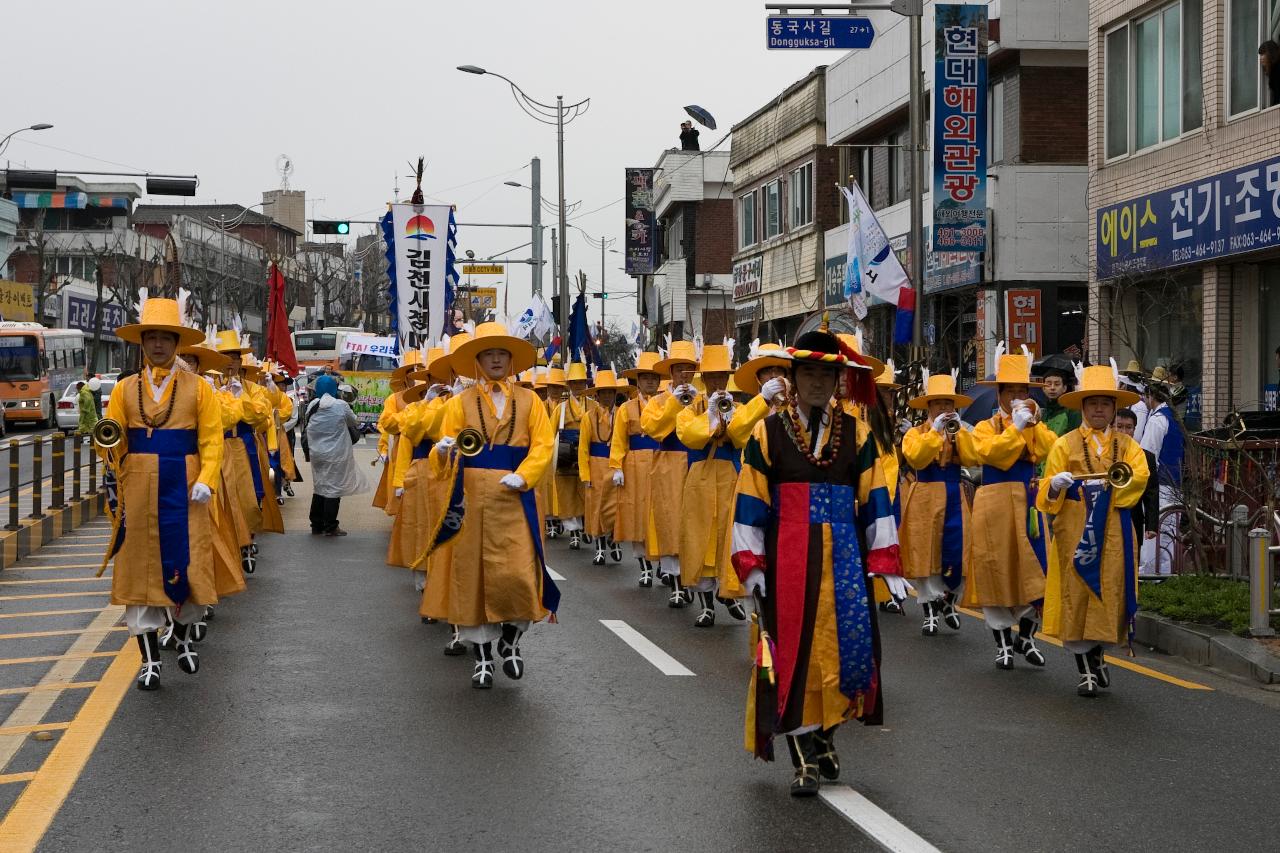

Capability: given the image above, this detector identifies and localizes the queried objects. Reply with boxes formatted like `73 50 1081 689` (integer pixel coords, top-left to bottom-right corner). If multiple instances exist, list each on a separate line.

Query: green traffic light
337 222 350 235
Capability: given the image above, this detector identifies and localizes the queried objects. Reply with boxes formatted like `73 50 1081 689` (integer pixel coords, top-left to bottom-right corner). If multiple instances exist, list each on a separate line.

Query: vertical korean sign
390 203 453 350
932 4 988 252
1005 289 1041 359
625 168 656 275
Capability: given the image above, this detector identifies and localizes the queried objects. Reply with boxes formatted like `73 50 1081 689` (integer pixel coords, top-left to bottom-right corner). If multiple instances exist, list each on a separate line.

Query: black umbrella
962 377 1048 423
683 105 717 130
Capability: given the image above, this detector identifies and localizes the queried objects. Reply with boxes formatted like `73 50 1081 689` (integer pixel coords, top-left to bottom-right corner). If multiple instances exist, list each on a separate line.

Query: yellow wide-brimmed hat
566 361 590 384
654 340 698 375
697 344 733 375
621 352 662 379
979 345 1044 387
449 321 536 378
408 346 449 383
392 347 425 380
908 370 975 410
836 332 885 379
1060 364 1140 409
212 329 249 354
517 369 536 389
541 366 567 388
588 368 633 398
179 335 231 372
733 342 791 395
238 352 263 382
1120 359 1146 379
116 298 205 347
876 358 901 390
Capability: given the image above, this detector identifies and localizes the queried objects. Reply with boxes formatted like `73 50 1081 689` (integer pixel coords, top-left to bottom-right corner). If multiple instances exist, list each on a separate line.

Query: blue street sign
766 16 876 50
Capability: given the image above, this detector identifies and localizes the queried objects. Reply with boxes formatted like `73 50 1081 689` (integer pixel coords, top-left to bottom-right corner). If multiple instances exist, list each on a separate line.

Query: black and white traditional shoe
719 596 747 621
1014 616 1046 666
993 628 1015 670
940 592 962 630
880 597 904 615
1075 654 1100 697
609 539 623 563
249 542 259 557
241 546 256 575
204 605 215 622
136 631 162 691
811 727 840 781
191 616 208 643
158 621 176 651
592 543 606 565
443 625 467 656
283 483 294 497
660 571 674 588
497 623 525 679
668 576 687 609
569 530 582 550
173 621 199 675
638 559 653 588
921 601 940 636
786 734 821 797
1087 645 1111 688
545 519 557 538
472 642 495 689
694 591 715 627
582 533 593 546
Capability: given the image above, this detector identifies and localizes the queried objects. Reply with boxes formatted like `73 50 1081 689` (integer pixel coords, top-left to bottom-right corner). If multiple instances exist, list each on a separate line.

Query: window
1104 0 1203 159
739 192 757 249
789 162 813 229
664 209 684 261
1229 0 1280 114
889 128 910 204
988 80 1005 164
762 180 782 240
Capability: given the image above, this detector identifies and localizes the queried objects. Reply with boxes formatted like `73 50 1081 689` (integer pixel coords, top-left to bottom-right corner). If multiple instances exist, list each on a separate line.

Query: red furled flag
264 262 299 376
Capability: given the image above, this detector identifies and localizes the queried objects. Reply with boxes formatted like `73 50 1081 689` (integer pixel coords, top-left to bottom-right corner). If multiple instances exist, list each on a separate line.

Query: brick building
1089 0 1280 428
824 0 1090 385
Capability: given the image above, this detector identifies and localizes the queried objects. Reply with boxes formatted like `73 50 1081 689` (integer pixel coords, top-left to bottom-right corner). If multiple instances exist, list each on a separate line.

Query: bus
0 323 87 428
292 327 399 373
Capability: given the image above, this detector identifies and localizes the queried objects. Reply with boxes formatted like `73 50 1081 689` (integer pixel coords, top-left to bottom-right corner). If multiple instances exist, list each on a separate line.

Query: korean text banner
625 168 656 275
390 203 452 350
341 334 396 357
932 4 988 252
0 280 35 322
1096 152 1280 280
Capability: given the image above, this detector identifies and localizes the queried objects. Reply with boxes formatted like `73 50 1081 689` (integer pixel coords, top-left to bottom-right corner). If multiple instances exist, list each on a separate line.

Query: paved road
2 445 1279 851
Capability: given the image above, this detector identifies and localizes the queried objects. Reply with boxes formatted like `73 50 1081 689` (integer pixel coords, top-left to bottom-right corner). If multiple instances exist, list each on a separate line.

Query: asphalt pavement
5 443 1280 852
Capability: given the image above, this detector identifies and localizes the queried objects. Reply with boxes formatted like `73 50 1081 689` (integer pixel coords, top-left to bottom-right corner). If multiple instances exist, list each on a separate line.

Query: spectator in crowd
1038 361 1081 438
1114 408 1158 541
76 379 99 437
304 374 366 536
1261 41 1280 107
679 120 700 151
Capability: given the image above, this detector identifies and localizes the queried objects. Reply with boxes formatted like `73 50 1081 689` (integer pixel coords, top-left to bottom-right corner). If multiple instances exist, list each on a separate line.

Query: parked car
55 376 116 434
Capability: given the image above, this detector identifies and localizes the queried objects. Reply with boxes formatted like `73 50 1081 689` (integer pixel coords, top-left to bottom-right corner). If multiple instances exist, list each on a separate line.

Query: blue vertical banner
932 4 988 252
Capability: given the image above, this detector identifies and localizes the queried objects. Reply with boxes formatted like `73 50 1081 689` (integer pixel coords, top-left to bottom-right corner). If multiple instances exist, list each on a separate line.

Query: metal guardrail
2 434 105 529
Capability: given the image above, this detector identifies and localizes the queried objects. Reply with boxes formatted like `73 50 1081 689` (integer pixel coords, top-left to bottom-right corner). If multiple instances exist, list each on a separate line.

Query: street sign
465 287 498 310
462 264 504 275
766 16 875 49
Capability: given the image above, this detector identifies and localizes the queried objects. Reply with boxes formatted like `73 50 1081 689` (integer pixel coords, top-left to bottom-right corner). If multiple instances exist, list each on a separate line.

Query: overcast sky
4 0 827 330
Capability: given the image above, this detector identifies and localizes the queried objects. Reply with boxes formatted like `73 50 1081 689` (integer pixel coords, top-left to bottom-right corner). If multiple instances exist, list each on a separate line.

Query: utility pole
530 157 543 297
908 6 925 351
556 95 569 342
550 227 559 340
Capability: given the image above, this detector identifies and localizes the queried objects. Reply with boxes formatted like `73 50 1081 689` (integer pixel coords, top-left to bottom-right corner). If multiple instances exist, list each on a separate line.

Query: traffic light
313 220 351 235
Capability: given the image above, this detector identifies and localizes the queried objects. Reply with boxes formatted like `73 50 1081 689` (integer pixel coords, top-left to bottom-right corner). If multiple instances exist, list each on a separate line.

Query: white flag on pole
514 296 555 341
840 184 911 307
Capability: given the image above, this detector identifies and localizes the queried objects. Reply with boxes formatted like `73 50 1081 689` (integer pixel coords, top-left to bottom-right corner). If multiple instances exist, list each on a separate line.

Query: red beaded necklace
782 394 842 468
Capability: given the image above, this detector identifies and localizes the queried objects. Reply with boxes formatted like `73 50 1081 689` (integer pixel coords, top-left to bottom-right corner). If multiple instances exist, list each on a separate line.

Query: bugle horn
676 388 697 406
1075 461 1134 489
715 395 734 415
456 428 485 457
92 418 123 450
943 418 962 436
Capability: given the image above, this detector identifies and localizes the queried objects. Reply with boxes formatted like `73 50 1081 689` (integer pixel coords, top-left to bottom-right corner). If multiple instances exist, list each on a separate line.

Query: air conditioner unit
702 274 712 289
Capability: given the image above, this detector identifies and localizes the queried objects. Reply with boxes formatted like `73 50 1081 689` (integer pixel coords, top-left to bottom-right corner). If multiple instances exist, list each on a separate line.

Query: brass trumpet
91 417 124 450
714 395 735 415
456 428 485 457
1074 461 1134 489
943 418 962 436
675 388 697 406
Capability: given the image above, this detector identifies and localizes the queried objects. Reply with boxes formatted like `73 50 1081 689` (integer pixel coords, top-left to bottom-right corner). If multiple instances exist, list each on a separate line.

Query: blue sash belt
559 428 580 444
709 444 741 472
126 428 198 607
589 441 611 458
628 435 660 452
412 439 434 460
661 432 706 465
466 444 561 615
1064 482 1139 636
980 459 1046 573
809 482 875 699
226 422 265 504
917 463 964 589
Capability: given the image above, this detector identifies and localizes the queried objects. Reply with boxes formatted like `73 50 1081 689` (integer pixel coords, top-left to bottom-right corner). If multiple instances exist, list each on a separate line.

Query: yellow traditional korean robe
551 395 587 519
207 387 247 596
899 424 978 580
387 396 446 569
578 401 619 538
104 366 223 607
675 396 743 595
267 384 298 481
422 382 555 626
609 394 655 551
640 391 692 557
1037 427 1149 645
964 414 1057 608
219 383 271 535
250 381 285 535
373 390 405 513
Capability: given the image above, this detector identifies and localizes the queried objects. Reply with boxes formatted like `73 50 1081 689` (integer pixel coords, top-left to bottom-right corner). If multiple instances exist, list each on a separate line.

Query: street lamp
0 123 53 158
458 64 589 339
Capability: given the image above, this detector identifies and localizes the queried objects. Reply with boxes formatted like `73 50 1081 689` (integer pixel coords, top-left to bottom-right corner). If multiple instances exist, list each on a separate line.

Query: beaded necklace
591 399 614 443
781 396 842 469
475 384 517 446
1080 431 1118 476
137 365 180 429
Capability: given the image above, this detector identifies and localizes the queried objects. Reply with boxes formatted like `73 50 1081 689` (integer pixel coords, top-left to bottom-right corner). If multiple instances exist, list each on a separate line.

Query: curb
1135 611 1280 685
0 490 107 572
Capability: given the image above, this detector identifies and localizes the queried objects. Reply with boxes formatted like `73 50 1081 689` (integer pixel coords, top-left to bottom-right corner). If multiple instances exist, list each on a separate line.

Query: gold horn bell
1075 461 1134 488
92 418 123 449
715 395 735 415
456 428 485 457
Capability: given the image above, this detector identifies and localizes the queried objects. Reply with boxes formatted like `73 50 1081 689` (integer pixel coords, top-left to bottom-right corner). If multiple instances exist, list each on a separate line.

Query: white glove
1050 471 1075 493
932 413 951 433
612 470 625 486
394 487 404 498
228 379 243 397
499 473 525 491
425 384 446 402
898 418 914 435
743 569 767 599
1012 407 1034 430
189 482 212 504
759 377 787 404
264 377 278 392
435 436 456 457
674 384 695 400
379 453 389 464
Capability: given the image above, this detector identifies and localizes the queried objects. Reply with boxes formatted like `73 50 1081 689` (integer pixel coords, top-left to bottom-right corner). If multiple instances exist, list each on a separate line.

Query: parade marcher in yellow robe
539 365 567 537
1037 364 1149 697
105 296 224 690
730 328 900 797
244 358 286 536
551 361 590 548
579 369 627 565
965 344 1058 670
262 361 298 503
374 349 425 514
610 353 662 586
423 322 557 689
642 340 700 606
900 370 978 636
387 348 448 587
675 344 747 627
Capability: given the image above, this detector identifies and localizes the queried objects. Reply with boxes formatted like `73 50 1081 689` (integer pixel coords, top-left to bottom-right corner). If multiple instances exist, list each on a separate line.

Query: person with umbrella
1035 354 1082 438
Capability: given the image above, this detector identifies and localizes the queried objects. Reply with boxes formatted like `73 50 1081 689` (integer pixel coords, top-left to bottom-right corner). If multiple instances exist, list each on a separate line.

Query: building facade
824 0 1090 383
1089 0 1280 428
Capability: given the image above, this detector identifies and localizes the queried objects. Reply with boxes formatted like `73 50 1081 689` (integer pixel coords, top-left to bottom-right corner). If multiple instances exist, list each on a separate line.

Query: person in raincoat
77 379 100 436
305 374 367 536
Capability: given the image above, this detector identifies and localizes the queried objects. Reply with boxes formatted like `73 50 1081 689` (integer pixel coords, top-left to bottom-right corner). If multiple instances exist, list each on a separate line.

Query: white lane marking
820 786 943 853
545 566 566 582
599 619 695 676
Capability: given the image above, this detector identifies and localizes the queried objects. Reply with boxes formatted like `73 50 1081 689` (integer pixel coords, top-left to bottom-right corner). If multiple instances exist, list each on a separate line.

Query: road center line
820 785 943 853
599 619 695 676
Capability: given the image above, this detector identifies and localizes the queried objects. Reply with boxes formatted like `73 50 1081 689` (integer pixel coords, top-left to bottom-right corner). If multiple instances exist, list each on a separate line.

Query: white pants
1139 485 1180 575
459 621 533 646
982 605 1033 631
631 543 647 560
1064 640 1106 654
124 602 204 636
412 569 426 593
561 516 583 532
693 577 717 593
658 555 681 578
915 575 958 604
